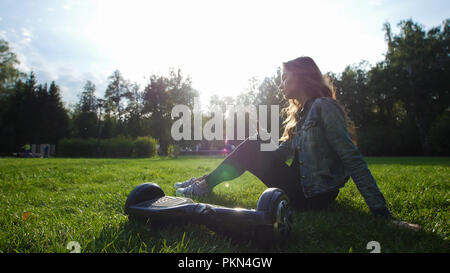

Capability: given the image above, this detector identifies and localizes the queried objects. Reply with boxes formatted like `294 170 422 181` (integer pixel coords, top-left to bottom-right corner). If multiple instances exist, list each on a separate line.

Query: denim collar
296 97 317 121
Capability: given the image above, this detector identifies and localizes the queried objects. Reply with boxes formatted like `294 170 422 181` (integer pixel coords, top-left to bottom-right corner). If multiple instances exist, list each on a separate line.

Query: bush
167 144 180 158
57 136 158 158
429 110 450 156
101 137 134 158
357 119 422 156
133 136 158 158
357 124 385 156
57 138 98 157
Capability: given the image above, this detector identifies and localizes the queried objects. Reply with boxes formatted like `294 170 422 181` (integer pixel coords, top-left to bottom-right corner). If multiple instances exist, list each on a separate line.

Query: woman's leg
204 137 308 208
204 137 338 210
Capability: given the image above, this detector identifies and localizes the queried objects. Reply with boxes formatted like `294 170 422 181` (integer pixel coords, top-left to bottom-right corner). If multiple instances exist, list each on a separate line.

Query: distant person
156 144 161 155
23 143 31 158
174 56 419 231
224 143 232 152
44 144 49 158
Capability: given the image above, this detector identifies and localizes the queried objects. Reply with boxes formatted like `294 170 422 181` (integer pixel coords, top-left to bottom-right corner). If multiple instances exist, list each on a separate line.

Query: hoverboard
124 183 293 244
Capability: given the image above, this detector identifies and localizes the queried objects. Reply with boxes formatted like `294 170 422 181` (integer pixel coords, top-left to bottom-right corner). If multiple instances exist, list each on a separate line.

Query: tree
0 79 29 153
142 68 198 154
330 60 424 156
254 70 284 107
383 19 450 155
0 39 24 96
333 61 375 127
254 71 285 138
0 39 25 153
17 72 39 145
72 81 99 138
104 70 130 120
124 82 145 137
46 81 70 144
79 80 97 113
0 73 69 152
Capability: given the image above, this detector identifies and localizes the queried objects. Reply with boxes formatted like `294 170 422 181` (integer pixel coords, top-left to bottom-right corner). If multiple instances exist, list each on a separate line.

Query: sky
0 0 449 109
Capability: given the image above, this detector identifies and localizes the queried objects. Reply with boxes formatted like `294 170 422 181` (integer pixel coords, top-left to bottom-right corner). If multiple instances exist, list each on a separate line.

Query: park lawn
0 156 448 253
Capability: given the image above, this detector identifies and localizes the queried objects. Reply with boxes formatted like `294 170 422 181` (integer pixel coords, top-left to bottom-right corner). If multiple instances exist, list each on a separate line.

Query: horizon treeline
0 18 448 156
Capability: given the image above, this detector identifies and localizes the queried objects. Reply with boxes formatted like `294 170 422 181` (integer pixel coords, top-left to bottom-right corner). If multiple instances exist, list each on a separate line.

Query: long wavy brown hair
279 56 358 146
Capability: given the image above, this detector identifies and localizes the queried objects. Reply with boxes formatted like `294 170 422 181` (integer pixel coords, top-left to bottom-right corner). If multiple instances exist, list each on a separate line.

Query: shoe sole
175 188 211 198
174 183 195 189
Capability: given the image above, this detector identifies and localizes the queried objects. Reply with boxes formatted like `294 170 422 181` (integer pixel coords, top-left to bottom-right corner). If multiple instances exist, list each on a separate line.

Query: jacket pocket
302 120 318 130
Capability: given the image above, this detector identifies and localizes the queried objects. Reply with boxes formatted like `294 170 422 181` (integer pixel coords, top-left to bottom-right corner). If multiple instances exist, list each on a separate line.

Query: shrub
133 136 158 158
357 120 422 156
429 110 450 156
57 136 158 158
57 138 98 157
167 144 180 158
101 137 134 158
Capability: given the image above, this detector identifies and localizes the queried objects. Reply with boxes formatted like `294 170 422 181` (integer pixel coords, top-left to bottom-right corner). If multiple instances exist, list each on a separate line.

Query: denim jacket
275 97 391 217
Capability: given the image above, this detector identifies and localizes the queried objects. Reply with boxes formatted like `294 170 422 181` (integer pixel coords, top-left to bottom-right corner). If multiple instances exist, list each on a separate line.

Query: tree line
0 18 448 156
332 19 449 156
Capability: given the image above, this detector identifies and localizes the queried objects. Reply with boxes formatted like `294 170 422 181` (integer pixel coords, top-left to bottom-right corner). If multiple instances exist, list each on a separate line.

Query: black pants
204 137 339 211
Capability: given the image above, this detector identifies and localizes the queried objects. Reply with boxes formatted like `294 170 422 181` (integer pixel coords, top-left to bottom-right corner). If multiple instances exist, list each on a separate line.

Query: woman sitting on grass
175 56 419 231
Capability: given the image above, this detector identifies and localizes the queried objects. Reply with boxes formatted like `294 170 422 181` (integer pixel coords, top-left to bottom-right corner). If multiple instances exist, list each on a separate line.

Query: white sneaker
174 177 196 189
174 175 207 189
176 179 211 197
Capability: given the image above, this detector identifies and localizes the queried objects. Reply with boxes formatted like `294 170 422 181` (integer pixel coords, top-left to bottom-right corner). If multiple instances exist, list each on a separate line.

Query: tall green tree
79 80 97 113
254 71 285 138
0 39 27 153
0 73 69 152
124 82 145 137
46 81 70 144
17 72 40 144
0 39 24 96
383 19 450 155
333 61 375 127
104 70 130 120
142 68 198 154
72 80 99 138
0 78 32 153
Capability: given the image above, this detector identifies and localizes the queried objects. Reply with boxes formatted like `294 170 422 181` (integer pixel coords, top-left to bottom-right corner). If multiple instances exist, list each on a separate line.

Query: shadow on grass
89 216 267 253
91 196 448 253
365 157 450 167
288 201 449 253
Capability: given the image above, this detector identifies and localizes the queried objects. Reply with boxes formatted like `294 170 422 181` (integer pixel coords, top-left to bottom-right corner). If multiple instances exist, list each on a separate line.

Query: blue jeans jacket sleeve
319 99 391 216
273 139 294 163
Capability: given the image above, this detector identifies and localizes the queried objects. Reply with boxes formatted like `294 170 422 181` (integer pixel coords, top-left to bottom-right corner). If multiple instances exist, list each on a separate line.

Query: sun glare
75 0 387 104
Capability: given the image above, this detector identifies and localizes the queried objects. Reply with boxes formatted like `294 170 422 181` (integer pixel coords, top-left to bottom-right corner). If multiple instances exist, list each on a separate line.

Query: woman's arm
319 99 421 231
318 98 392 218
273 139 294 163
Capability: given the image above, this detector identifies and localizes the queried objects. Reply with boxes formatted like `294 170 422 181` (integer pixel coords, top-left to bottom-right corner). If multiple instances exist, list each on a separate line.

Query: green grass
0 156 448 253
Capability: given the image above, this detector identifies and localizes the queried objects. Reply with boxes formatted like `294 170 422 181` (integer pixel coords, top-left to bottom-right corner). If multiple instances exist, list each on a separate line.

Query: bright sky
0 0 448 108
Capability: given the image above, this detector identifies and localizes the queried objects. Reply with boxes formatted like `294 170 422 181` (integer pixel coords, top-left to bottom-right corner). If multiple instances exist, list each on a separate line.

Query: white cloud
62 0 80 10
0 30 6 40
21 27 32 38
17 27 33 46
369 0 383 6
1 26 84 103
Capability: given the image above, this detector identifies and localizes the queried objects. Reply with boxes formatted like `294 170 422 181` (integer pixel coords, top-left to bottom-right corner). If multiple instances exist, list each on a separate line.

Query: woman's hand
392 219 421 231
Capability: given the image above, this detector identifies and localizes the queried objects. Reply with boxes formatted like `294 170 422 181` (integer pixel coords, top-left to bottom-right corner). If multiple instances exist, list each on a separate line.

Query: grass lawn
0 156 448 253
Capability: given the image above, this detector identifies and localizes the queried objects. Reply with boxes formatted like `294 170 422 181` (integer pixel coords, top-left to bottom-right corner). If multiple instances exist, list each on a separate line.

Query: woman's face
279 69 302 100
279 68 313 104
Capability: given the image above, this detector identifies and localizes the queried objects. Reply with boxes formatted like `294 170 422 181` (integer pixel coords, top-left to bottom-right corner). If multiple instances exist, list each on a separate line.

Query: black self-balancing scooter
124 183 293 244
